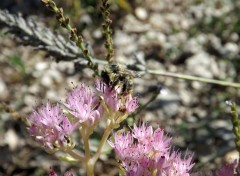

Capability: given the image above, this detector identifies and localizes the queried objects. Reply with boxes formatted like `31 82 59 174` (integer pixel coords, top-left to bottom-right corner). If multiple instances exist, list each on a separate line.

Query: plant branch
41 0 99 75
147 69 240 88
1 10 240 89
101 0 114 62
65 148 85 162
0 10 88 63
228 101 240 157
91 119 113 164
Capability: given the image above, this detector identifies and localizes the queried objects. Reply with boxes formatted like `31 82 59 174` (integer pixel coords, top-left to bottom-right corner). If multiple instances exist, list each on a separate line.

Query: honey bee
101 64 135 96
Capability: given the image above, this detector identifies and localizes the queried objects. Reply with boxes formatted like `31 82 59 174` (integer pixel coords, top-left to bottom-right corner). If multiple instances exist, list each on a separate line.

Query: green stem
229 102 240 157
59 147 84 162
91 119 113 164
86 163 94 176
147 69 240 88
41 0 99 76
80 124 98 176
101 0 114 62
65 149 84 162
82 126 91 157
80 126 93 175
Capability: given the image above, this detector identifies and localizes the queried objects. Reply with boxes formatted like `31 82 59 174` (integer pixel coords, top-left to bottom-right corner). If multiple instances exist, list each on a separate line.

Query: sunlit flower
49 169 73 176
108 132 133 160
49 170 57 176
109 123 194 176
167 152 195 176
95 79 138 114
95 79 121 111
27 103 75 148
216 160 239 176
125 95 139 113
65 84 103 125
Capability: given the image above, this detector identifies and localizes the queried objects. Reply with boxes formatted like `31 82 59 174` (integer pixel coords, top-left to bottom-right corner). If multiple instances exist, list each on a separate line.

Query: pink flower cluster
216 160 240 176
49 169 73 176
27 103 76 149
95 79 138 113
27 81 139 148
109 123 194 176
64 84 103 125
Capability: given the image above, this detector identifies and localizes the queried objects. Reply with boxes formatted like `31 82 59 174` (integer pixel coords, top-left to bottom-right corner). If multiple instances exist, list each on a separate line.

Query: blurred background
1 0 240 175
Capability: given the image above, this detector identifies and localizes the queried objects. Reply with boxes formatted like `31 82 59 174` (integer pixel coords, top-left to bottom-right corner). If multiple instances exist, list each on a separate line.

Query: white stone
224 42 239 55
24 95 38 106
186 52 219 78
5 129 20 150
41 74 52 87
93 29 102 39
35 62 48 71
135 7 148 20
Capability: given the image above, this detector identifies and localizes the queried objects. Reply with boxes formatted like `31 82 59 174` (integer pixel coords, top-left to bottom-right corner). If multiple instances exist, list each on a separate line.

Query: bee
101 64 135 96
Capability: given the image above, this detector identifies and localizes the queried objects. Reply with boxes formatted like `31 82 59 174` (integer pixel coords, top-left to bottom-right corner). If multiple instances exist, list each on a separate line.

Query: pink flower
167 152 195 176
125 95 139 113
95 79 121 111
49 169 73 176
95 79 138 114
216 160 239 176
65 84 103 125
104 89 121 112
132 123 153 142
27 103 75 149
152 128 171 154
109 123 195 176
63 171 74 176
49 170 57 176
216 165 234 176
108 132 133 160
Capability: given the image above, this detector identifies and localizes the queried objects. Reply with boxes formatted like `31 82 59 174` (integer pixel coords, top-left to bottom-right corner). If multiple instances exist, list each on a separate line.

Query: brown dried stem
41 0 99 76
229 101 240 157
101 0 114 63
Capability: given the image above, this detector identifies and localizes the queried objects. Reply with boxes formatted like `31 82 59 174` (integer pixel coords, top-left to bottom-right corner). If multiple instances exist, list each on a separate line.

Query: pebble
35 61 48 71
186 52 219 78
224 42 239 56
4 129 23 150
135 7 148 20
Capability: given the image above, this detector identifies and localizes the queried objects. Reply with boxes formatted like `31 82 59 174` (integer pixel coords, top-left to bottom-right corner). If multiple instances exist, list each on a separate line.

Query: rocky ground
1 0 240 175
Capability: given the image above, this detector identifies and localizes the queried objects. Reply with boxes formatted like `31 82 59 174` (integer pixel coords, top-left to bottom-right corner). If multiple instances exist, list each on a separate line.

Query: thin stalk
101 0 114 62
80 126 94 176
41 0 99 76
81 128 91 160
91 119 113 164
229 102 240 157
59 147 85 162
86 163 94 176
147 69 240 88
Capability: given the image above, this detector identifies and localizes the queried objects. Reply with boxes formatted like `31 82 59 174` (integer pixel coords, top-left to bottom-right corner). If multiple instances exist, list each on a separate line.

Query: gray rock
135 7 148 20
186 52 219 78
